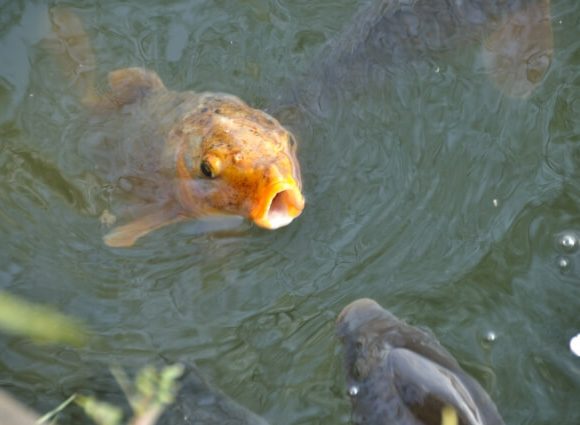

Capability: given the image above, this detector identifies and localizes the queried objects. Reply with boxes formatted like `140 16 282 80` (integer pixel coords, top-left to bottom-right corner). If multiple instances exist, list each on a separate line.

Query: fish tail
47 7 100 108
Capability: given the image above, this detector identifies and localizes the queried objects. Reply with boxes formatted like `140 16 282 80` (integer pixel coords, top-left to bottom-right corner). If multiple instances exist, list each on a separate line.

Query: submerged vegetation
0 291 87 346
75 365 183 425
0 291 181 425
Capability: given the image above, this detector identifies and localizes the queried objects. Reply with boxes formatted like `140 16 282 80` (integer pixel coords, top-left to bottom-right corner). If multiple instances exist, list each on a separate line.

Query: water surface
1 1 579 424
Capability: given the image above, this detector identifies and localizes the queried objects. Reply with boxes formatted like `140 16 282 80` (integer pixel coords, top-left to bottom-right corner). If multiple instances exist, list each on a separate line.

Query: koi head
175 94 304 229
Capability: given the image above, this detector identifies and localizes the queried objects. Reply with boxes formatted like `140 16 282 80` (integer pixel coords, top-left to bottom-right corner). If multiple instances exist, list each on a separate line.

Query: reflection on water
1 1 579 424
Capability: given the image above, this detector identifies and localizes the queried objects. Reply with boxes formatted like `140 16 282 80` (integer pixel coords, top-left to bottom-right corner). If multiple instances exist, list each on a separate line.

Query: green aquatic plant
0 291 87 346
74 396 123 425
76 364 184 425
37 395 78 425
0 291 181 425
0 291 86 424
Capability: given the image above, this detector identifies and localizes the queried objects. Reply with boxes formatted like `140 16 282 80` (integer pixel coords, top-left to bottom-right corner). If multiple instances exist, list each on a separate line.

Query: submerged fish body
336 299 505 425
93 71 304 248
49 9 304 247
295 0 552 109
481 0 553 98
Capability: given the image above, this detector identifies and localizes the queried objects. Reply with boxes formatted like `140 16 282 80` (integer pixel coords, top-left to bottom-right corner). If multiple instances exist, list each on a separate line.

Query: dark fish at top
336 299 505 425
290 0 552 110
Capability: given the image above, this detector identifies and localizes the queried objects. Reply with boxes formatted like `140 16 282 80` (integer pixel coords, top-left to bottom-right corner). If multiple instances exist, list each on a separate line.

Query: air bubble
347 385 359 397
484 331 496 343
558 233 578 252
480 330 497 349
557 256 570 272
570 334 580 357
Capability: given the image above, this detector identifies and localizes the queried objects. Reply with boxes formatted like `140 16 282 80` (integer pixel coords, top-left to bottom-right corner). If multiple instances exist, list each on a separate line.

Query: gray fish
291 0 553 111
336 299 504 425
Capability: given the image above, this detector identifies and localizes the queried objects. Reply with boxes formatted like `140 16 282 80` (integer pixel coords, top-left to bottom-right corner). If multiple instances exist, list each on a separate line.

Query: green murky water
1 1 579 424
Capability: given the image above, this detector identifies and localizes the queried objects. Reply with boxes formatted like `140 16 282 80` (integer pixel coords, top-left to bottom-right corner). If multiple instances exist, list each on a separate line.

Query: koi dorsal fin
103 67 166 107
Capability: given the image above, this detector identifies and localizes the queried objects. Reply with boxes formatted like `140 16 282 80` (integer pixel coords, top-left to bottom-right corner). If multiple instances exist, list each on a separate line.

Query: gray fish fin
103 205 184 248
388 348 493 425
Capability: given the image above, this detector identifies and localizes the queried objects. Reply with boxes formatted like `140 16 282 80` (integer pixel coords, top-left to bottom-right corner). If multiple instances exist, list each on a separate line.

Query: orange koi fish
49 9 304 247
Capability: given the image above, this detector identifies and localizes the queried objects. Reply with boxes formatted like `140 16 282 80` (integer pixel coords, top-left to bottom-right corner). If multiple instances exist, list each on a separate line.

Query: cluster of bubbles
555 231 578 273
554 231 580 357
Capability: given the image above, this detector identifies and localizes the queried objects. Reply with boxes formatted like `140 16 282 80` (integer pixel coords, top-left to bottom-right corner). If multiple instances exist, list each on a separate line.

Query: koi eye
200 160 214 178
200 154 223 178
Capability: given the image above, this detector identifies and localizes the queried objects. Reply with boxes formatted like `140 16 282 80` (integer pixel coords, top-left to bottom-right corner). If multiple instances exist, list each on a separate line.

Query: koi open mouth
251 182 305 230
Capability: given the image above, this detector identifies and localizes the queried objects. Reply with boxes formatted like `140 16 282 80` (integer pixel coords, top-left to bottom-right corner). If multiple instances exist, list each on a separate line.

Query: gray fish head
336 298 400 382
336 299 506 425
336 299 414 425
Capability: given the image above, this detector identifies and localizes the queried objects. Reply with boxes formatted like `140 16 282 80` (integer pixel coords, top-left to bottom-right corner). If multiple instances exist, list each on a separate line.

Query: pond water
1 0 579 424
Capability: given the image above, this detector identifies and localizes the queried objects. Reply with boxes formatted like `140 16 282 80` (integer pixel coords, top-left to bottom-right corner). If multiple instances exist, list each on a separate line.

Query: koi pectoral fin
103 207 185 248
